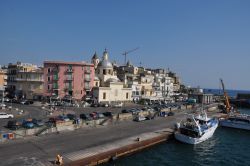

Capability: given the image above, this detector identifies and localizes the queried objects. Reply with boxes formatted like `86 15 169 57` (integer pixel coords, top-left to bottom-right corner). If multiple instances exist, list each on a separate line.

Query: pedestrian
55 154 63 165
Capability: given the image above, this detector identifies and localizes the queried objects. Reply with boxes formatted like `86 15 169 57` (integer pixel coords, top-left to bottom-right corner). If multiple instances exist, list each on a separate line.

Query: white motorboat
220 113 250 130
175 111 218 144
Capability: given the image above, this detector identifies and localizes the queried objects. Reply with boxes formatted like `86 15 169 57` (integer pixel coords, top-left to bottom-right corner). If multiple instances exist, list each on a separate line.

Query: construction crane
122 47 139 65
220 79 231 113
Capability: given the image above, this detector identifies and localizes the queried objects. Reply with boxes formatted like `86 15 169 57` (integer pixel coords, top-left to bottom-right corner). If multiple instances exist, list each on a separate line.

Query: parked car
134 115 146 122
7 120 21 130
32 119 44 127
79 113 92 121
89 112 98 119
48 117 64 124
168 111 175 116
121 109 130 114
0 112 14 119
103 111 113 117
22 120 35 129
91 103 99 107
97 113 105 119
111 102 123 108
67 114 76 120
58 115 70 122
0 103 7 108
99 103 109 107
20 100 33 105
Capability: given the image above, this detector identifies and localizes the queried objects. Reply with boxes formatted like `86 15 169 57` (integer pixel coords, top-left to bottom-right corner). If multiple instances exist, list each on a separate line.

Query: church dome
97 60 113 68
97 49 113 69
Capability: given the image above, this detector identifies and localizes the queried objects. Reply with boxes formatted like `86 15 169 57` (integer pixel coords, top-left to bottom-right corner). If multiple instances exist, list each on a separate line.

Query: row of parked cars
5 111 115 130
79 111 113 121
7 118 44 130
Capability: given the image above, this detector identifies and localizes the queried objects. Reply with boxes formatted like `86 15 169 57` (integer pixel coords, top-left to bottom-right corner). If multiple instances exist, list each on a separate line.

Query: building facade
92 49 132 103
0 68 7 97
15 68 44 100
43 61 95 100
6 62 43 99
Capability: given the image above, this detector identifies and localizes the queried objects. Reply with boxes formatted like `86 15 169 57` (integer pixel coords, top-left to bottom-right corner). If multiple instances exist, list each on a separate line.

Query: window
126 93 129 99
95 82 98 87
103 69 106 75
48 85 50 90
48 77 50 81
81 90 82 94
103 92 106 99
115 89 118 96
48 68 51 73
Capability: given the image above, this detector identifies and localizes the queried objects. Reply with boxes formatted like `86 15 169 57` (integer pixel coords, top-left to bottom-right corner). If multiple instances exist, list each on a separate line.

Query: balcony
65 68 74 73
85 70 91 74
84 77 91 82
48 68 59 75
16 78 44 82
65 77 73 82
64 85 73 91
53 76 59 81
52 85 59 90
84 86 91 90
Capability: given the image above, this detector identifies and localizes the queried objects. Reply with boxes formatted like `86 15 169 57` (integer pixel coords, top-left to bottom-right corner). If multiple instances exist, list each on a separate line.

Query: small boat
175 110 218 144
219 113 250 130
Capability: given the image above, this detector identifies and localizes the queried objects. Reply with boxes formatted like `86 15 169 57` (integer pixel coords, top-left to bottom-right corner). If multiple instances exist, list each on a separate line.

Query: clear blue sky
1 0 250 90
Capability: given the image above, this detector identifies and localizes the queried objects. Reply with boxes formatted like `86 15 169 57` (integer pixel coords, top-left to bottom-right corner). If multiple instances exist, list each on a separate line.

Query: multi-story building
0 68 7 97
6 62 42 99
43 61 95 100
15 67 44 100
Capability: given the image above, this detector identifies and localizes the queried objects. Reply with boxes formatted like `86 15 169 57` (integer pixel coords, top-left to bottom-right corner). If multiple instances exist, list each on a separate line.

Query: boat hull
175 121 218 144
220 119 250 130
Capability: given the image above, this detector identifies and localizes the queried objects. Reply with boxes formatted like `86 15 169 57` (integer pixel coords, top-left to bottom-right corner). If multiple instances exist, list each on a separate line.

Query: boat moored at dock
175 111 218 144
220 113 250 130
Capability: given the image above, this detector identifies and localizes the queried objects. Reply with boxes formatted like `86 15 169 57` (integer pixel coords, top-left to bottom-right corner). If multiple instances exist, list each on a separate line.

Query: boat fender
175 123 180 130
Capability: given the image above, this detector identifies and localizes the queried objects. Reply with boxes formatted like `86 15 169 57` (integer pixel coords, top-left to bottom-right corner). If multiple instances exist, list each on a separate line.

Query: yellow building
0 69 7 88
0 69 7 97
7 62 44 99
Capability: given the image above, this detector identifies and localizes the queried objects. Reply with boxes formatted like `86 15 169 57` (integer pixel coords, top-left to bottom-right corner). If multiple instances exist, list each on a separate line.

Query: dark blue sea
204 89 250 98
103 108 250 166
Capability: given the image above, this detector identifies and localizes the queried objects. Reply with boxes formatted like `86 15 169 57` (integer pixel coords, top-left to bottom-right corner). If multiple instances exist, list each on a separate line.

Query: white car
0 112 14 119
0 103 6 108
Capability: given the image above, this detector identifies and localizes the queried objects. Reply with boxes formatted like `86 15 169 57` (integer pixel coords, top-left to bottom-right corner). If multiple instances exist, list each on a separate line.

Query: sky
0 0 250 90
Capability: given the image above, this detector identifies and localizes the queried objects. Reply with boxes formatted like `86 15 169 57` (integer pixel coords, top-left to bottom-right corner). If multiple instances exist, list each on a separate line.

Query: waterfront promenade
0 108 223 166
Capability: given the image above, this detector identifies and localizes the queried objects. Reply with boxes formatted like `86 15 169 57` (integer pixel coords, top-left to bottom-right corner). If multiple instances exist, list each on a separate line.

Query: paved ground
0 110 187 166
0 102 143 131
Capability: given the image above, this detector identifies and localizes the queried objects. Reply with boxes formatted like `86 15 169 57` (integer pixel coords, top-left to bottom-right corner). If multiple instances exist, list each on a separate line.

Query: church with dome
91 49 132 103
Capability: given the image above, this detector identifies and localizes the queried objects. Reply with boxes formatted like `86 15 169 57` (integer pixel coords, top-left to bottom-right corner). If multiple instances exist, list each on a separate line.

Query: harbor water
104 108 250 166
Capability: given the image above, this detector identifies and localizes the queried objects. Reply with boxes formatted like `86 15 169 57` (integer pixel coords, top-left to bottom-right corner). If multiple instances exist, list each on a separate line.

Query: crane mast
220 79 231 113
122 47 139 65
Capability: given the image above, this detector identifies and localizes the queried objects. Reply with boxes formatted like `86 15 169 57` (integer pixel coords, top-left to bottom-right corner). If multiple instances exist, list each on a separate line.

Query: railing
65 77 73 81
84 77 91 82
65 69 74 73
85 70 91 73
15 78 44 82
84 86 91 90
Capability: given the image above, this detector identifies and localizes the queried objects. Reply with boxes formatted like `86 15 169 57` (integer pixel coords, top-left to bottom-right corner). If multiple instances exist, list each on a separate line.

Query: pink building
43 61 95 100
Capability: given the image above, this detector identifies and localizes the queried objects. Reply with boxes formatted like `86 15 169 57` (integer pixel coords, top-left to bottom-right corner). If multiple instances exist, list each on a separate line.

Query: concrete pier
65 128 174 166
